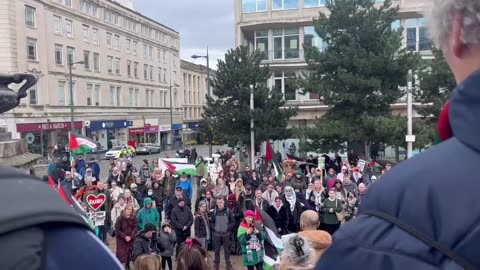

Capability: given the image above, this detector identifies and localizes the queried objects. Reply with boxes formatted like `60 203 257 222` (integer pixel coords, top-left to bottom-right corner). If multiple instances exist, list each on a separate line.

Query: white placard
358 159 366 171
88 211 106 227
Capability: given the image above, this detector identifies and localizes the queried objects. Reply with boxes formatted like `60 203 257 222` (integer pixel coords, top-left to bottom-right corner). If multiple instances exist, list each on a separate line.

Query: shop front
128 125 159 144
172 124 183 146
86 120 133 151
16 121 83 156
182 122 200 144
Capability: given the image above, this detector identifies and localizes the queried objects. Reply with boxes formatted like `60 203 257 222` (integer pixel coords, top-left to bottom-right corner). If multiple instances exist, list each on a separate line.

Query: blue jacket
90 162 100 179
315 70 480 270
175 179 193 199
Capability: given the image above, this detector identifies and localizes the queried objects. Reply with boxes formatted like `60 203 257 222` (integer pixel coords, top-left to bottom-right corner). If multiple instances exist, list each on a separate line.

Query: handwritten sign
87 211 106 227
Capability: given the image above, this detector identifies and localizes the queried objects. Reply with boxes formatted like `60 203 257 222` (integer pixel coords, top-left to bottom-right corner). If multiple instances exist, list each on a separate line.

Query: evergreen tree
298 0 418 156
200 46 297 147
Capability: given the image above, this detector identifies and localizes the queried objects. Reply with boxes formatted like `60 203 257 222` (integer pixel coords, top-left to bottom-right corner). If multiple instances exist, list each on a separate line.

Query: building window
82 25 90 42
158 67 162 82
25 5 36 28
157 49 161 62
87 83 93 106
133 41 138 55
273 71 297 101
104 9 118 25
93 53 100 71
116 86 121 106
109 86 115 106
26 38 37 61
255 30 268 60
163 50 167 63
391 20 401 30
83 51 91 70
149 46 153 59
80 0 97 17
242 0 267 13
65 19 74 38
114 57 121 75
94 84 100 106
304 0 326 7
66 47 75 65
304 26 327 51
53 15 62 35
173 92 177 108
143 44 148 58
144 64 148 80
106 32 112 48
64 0 72 7
145 89 150 107
55 44 64 65
58 81 66 105
134 88 139 107
29 84 38 105
134 62 139 78
273 28 300 59
129 88 133 106
92 28 99 45
406 18 432 52
107 56 113 74
173 71 176 83
149 65 153 80
126 39 131 53
114 35 120 51
163 92 167 107
273 0 298 10
163 68 167 82
127 61 132 77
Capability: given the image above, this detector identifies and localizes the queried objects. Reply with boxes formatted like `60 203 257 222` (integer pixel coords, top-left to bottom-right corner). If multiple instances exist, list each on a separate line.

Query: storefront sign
188 122 199 129
88 120 133 131
160 124 171 132
16 121 82 132
172 124 183 130
128 126 159 135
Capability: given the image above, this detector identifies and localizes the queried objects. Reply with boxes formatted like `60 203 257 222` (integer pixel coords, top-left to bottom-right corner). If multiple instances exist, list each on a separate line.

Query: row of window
183 74 205 105
52 0 178 47
243 0 384 12
184 107 203 120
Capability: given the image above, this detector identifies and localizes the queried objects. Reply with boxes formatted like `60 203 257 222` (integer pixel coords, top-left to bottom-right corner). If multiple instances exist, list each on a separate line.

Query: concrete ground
103 144 244 269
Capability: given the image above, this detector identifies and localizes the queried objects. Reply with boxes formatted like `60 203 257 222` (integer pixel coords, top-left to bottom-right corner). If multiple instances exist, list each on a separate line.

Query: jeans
98 225 107 243
176 234 190 256
198 237 207 249
161 256 173 270
214 234 231 267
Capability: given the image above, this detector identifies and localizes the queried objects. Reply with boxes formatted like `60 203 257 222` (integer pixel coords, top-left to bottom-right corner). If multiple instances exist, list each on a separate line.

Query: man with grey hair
315 1 480 269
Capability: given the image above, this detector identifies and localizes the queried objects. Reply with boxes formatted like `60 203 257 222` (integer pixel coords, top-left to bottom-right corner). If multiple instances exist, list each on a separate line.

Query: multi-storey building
1 0 182 155
180 60 215 143
235 0 430 132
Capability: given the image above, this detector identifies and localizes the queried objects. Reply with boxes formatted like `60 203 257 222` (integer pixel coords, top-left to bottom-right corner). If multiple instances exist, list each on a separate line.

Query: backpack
213 207 230 218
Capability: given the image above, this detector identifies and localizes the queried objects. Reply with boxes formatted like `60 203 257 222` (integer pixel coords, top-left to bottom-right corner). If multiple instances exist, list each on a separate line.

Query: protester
124 188 140 212
170 198 194 256
115 204 138 268
321 189 342 235
211 197 235 270
176 237 210 270
166 186 191 221
253 189 270 212
212 177 229 200
131 223 162 265
136 197 160 231
108 167 125 188
151 181 165 221
111 194 127 225
158 222 176 270
283 186 304 233
110 180 124 202
176 173 193 200
194 201 211 248
237 210 265 270
267 196 288 235
262 183 278 205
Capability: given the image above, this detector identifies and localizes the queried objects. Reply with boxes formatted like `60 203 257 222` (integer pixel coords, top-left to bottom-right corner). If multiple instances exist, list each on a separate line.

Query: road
101 144 244 269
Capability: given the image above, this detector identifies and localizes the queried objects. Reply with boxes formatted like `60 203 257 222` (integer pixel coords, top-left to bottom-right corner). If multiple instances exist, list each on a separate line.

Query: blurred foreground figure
0 166 122 270
316 0 480 269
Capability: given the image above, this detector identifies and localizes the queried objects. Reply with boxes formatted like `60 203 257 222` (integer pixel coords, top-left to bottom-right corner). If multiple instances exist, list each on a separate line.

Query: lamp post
192 47 211 157
406 70 414 159
68 60 84 132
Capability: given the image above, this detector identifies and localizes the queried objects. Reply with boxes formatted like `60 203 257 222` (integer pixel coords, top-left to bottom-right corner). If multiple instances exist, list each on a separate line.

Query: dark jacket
267 205 288 234
194 213 210 238
315 70 480 270
210 207 235 236
115 214 138 264
158 230 176 257
170 205 193 236
166 194 191 220
131 235 154 262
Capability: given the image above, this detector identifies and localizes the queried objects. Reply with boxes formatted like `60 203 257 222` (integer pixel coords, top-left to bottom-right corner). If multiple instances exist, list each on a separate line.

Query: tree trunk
395 146 400 163
363 141 371 161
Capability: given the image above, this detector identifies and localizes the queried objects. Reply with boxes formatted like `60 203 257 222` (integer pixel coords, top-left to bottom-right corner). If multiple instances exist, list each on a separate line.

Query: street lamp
68 60 84 132
192 47 211 157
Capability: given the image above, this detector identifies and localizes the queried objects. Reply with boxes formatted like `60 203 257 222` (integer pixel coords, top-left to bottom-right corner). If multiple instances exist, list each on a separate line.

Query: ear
452 10 465 58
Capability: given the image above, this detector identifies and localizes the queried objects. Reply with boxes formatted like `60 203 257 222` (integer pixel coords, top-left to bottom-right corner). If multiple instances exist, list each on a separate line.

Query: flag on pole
255 206 283 270
370 160 382 174
48 175 56 189
158 159 197 176
69 132 97 154
265 140 273 164
159 159 177 172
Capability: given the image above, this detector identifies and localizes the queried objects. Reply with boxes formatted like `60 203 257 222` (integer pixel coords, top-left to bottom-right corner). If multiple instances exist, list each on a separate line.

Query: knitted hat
144 223 156 233
244 210 255 218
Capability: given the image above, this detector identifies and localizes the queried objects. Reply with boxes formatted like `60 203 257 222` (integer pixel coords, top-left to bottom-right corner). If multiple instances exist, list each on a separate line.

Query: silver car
135 143 161 155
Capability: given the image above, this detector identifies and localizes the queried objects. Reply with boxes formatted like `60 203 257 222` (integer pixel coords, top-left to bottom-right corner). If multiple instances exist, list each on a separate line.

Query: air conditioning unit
84 120 91 127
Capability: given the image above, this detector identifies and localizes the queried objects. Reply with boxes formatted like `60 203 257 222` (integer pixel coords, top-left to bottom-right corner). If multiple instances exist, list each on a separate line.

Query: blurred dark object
0 73 37 114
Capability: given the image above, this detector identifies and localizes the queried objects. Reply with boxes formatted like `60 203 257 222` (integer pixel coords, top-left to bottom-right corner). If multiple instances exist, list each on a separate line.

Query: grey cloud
134 0 235 67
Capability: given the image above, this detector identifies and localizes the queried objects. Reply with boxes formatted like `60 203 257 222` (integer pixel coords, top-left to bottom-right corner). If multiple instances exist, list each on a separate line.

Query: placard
358 159 366 171
87 211 106 227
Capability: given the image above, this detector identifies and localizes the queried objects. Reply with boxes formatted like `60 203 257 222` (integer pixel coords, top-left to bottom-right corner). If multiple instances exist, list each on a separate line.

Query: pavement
102 144 244 269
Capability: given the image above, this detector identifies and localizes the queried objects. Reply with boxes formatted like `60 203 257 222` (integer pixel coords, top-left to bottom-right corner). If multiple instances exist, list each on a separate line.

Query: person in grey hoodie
343 174 358 194
158 222 176 270
210 197 235 270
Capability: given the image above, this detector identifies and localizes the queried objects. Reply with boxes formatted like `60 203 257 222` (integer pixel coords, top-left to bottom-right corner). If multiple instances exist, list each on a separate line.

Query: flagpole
250 85 255 169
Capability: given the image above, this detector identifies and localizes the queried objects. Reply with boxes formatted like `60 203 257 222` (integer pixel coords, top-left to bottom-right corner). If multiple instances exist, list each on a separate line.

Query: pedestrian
170 197 194 256
151 181 165 221
211 197 235 270
237 210 265 270
194 201 211 248
137 197 160 231
158 222 176 270
267 196 288 235
175 173 193 200
111 194 126 226
124 188 140 212
321 189 342 235
195 156 207 186
115 204 138 268
108 167 125 188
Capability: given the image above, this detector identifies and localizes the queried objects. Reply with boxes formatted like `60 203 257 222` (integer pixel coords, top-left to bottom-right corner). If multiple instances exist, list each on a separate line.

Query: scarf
285 187 296 212
273 202 283 212
200 212 210 240
312 189 323 211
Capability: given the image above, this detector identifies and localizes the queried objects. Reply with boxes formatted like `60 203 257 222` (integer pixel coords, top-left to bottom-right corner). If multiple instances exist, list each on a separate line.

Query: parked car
105 145 136 159
136 143 161 155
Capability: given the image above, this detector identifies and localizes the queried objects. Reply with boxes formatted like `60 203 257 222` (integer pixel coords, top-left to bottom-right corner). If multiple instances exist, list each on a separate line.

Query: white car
105 145 135 159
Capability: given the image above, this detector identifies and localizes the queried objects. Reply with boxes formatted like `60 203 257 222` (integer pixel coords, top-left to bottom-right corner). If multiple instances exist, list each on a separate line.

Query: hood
200 178 207 185
143 197 153 205
161 222 171 229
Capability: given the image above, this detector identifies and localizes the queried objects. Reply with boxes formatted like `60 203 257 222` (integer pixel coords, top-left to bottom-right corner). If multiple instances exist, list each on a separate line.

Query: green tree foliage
298 0 419 156
200 46 297 147
415 47 456 123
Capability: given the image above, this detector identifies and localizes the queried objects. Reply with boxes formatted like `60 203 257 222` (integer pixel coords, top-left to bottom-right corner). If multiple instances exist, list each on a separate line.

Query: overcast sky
134 0 234 68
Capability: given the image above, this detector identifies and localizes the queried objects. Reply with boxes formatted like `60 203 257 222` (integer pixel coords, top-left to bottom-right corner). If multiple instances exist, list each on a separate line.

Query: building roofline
105 0 179 35
180 60 216 74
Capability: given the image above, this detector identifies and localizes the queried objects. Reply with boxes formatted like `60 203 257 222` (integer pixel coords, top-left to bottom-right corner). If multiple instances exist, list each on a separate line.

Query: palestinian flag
69 132 97 154
159 159 197 176
265 140 282 179
370 160 382 174
255 206 283 270
285 153 303 162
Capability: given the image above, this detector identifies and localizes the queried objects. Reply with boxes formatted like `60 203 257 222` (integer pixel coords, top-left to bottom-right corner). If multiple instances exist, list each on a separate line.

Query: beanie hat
177 197 185 204
144 223 156 233
244 210 255 218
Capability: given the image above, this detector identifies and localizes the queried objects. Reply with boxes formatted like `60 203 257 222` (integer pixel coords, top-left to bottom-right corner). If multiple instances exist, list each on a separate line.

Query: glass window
243 0 267 13
116 87 121 106
304 0 326 7
144 64 148 79
145 89 150 107
94 84 100 106
26 38 37 61
66 47 74 65
83 50 91 70
304 26 326 50
29 84 38 105
143 44 148 58
163 68 167 82
273 28 299 59
419 27 431 51
64 0 72 7
391 20 401 30
58 81 66 105
134 89 139 107
273 0 298 10
149 65 153 80
114 57 121 75
92 28 99 45
106 32 112 48
273 72 297 101
25 5 36 28
406 28 416 50
93 53 100 71
82 25 89 42
127 61 132 77
65 19 73 38
255 30 269 60
114 35 120 50
53 15 62 35
158 67 162 82
134 62 138 78
109 86 115 106
55 44 63 65
126 39 131 53
133 41 137 55
129 88 133 106
87 83 93 106
107 56 113 73
149 46 153 59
